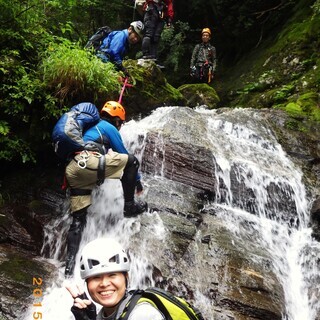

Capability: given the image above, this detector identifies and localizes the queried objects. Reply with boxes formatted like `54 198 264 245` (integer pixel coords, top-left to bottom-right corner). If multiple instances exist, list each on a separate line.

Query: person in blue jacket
83 101 146 215
97 21 144 74
64 101 147 277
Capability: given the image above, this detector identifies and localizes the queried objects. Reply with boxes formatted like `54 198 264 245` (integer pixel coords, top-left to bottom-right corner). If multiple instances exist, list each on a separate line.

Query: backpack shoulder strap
117 290 143 320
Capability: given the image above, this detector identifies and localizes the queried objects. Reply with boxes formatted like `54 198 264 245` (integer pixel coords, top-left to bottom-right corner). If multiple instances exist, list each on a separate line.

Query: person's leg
121 154 147 217
64 153 97 277
121 154 138 203
142 6 158 58
150 19 165 60
65 206 88 277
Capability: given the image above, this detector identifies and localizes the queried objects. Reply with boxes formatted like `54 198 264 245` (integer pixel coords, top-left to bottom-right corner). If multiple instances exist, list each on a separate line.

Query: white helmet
80 238 130 280
130 21 144 39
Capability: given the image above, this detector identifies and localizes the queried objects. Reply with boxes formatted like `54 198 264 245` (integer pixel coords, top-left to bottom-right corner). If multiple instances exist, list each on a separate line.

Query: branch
252 1 289 19
2 4 37 26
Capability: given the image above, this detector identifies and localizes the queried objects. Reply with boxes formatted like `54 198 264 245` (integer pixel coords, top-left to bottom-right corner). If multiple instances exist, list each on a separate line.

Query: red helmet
101 101 126 121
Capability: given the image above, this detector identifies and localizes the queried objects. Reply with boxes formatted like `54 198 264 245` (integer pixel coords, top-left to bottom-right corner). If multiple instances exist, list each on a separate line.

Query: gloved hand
190 66 196 77
166 17 172 27
118 64 130 78
122 67 130 78
71 293 97 320
136 180 143 194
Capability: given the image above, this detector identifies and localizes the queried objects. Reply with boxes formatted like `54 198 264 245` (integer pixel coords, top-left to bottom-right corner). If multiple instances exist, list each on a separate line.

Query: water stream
22 106 320 320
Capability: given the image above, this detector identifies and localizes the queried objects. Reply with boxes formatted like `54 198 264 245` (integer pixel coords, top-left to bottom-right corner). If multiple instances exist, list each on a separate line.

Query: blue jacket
99 29 129 67
83 119 128 154
83 120 142 181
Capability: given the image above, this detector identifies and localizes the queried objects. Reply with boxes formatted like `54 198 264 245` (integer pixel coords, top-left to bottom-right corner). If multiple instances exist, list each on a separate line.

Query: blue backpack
52 102 100 161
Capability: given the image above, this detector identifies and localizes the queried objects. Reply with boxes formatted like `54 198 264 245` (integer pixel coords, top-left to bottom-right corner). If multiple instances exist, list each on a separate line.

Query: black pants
142 4 165 59
121 154 140 203
66 207 87 253
65 206 88 275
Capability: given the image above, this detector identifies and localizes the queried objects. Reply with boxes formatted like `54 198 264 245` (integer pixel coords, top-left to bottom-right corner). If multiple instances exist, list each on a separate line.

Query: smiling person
66 238 164 320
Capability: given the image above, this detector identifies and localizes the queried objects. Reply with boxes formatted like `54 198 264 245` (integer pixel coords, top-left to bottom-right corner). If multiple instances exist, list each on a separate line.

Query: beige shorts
65 150 128 212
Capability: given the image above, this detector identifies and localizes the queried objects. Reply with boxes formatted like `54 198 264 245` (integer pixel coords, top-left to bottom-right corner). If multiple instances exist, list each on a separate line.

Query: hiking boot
156 63 165 69
124 200 148 217
142 55 157 61
64 255 76 278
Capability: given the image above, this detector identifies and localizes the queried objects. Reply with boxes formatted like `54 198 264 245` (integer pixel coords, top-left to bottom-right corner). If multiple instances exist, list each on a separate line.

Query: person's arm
211 45 217 71
108 30 128 67
103 122 129 154
165 0 174 21
190 44 199 68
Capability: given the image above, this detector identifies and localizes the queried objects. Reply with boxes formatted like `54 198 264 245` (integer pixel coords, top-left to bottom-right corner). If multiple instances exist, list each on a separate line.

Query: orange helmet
202 28 211 36
101 101 126 121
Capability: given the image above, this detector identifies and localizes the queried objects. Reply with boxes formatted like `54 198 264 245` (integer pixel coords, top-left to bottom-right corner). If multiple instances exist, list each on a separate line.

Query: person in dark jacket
141 0 174 60
190 28 217 83
64 101 147 277
97 21 144 74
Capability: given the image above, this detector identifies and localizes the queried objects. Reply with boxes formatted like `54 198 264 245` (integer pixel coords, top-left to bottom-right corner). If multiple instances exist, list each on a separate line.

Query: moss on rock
177 83 220 109
218 0 320 131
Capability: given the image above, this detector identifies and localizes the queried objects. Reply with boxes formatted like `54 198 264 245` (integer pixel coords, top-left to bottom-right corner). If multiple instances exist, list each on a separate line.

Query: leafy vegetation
40 39 120 106
0 0 128 167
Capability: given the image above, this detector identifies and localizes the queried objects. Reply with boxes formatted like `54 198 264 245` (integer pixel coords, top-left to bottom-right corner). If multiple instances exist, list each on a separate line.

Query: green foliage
159 21 191 72
0 137 36 163
312 0 320 15
273 84 295 102
40 39 121 106
237 82 262 94
278 92 320 122
0 121 10 136
285 102 303 118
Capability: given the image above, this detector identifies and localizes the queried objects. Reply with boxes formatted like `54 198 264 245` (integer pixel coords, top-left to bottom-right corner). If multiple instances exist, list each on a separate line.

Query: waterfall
22 106 319 320
197 107 320 320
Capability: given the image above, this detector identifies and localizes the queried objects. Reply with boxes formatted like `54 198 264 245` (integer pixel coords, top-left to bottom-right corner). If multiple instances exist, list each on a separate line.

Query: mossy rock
122 59 187 118
0 244 57 319
177 83 220 109
218 2 320 121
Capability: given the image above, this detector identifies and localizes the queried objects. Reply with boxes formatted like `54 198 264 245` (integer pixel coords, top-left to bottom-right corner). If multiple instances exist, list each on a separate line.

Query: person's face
128 31 141 44
87 272 127 314
202 32 211 43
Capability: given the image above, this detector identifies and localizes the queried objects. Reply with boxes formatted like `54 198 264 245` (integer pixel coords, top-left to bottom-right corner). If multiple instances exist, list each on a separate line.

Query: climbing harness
76 150 102 169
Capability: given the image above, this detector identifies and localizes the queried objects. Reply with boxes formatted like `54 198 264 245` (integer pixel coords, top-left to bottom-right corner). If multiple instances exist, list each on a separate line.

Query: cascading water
22 106 319 320
198 108 320 320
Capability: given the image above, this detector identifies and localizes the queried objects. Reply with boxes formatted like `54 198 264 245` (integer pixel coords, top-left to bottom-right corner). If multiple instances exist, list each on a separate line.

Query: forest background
0 0 319 186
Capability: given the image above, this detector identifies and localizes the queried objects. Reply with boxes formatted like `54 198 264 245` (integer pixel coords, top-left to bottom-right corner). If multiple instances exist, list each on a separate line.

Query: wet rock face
142 131 217 191
311 197 320 241
0 244 57 320
0 189 65 254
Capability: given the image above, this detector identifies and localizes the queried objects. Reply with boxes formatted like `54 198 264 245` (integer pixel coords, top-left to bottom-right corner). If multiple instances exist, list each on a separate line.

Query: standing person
66 238 165 320
190 28 217 84
141 0 174 61
64 101 147 277
97 21 144 75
